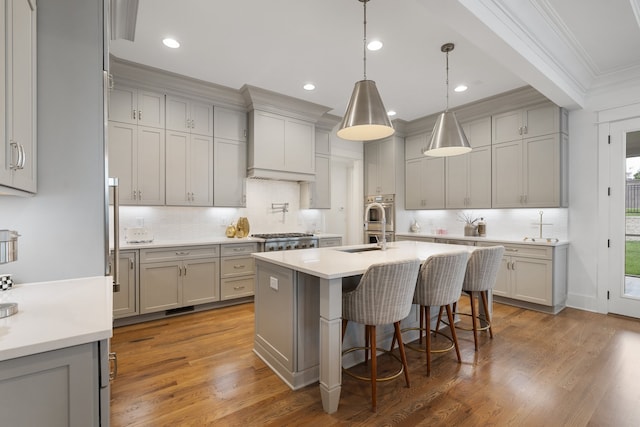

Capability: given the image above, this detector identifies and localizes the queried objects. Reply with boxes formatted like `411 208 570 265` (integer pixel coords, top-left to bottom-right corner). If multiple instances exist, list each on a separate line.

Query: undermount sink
338 246 383 253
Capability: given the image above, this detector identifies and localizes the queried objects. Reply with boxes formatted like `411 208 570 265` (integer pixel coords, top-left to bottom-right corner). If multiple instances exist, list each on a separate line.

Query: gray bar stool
401 251 470 376
438 246 505 351
341 258 420 411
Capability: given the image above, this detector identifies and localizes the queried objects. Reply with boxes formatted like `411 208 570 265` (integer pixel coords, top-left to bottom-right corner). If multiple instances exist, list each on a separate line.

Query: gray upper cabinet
214 107 247 141
166 95 213 136
109 85 165 129
1 0 37 194
492 103 564 144
214 107 247 207
301 128 331 209
365 136 403 196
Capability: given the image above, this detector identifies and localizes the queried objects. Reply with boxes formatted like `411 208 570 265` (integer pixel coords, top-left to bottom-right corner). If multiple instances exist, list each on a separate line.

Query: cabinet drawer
141 245 219 263
221 256 255 278
221 277 255 300
221 242 259 257
478 242 552 259
319 237 342 248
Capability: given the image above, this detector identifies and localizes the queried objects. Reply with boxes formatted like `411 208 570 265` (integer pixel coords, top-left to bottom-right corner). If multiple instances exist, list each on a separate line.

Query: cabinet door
214 138 246 207
312 155 331 208
523 104 558 139
423 157 445 209
445 153 469 209
492 140 523 208
405 158 424 209
468 146 492 208
252 111 285 170
284 118 314 174
109 86 136 124
511 257 553 305
377 138 396 195
136 126 165 205
492 256 511 297
405 133 428 160
214 107 247 141
315 129 330 155
463 117 491 148
189 134 214 206
364 141 381 195
7 0 36 192
182 258 219 305
108 122 137 204
166 96 191 133
523 134 560 207
492 109 523 144
140 261 181 313
165 130 189 205
136 90 165 128
113 251 137 319
190 101 213 136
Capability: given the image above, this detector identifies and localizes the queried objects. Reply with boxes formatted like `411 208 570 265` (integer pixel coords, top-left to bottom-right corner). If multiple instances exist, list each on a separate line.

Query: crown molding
240 85 331 123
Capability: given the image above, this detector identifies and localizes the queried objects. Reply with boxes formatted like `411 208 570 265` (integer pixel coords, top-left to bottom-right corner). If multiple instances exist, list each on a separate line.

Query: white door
609 117 640 318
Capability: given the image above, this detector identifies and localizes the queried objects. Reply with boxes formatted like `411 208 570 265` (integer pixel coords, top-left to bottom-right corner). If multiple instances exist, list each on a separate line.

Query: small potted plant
458 212 479 236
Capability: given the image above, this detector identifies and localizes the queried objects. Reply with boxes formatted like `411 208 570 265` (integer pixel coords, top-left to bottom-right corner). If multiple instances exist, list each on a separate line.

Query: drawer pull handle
233 286 245 290
506 249 519 252
176 251 190 256
233 264 245 269
109 352 118 380
233 248 244 252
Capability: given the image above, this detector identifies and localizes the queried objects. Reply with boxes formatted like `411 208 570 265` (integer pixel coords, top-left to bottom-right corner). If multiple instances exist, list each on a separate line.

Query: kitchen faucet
364 202 387 250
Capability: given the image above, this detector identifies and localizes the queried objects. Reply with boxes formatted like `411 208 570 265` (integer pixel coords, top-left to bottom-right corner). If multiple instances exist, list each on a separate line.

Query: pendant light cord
363 0 367 80
445 49 450 112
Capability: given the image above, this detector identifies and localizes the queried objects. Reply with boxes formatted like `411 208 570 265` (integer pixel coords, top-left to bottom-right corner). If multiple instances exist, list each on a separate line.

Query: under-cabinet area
396 233 568 314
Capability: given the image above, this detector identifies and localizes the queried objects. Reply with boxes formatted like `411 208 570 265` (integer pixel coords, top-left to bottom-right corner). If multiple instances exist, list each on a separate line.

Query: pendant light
337 0 394 141
424 43 471 157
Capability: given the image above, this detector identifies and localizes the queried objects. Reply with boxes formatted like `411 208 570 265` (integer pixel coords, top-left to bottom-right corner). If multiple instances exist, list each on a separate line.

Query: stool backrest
414 251 469 307
343 258 420 325
462 246 505 292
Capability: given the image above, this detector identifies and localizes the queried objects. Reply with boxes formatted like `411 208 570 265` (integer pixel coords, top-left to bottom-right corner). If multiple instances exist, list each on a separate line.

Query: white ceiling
110 0 640 122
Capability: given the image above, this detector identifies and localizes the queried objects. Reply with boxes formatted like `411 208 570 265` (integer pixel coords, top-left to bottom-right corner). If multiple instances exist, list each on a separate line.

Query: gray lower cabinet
140 245 220 314
318 236 342 247
0 340 109 426
220 242 258 300
112 250 138 319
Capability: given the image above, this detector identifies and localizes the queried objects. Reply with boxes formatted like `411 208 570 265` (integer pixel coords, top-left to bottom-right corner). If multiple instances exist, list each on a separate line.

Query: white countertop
395 232 568 246
0 276 113 362
252 240 475 280
116 234 342 250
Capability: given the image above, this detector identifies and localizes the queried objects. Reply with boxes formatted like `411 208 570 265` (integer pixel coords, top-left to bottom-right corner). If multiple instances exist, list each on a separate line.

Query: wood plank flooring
110 301 640 426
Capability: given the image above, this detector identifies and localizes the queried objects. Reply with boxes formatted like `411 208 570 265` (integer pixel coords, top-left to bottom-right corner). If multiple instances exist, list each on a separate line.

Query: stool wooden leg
370 325 377 411
481 290 493 339
425 305 432 376
394 321 410 387
365 325 370 365
469 292 479 351
435 306 444 334
419 305 425 344
445 304 461 363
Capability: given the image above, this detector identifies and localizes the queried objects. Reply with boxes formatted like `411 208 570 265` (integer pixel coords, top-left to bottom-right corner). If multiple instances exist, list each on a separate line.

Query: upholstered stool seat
438 246 505 351
341 258 420 411
401 251 469 376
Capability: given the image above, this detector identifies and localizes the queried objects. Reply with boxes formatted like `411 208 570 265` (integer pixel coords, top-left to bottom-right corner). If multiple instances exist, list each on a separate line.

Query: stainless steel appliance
364 194 395 241
252 233 319 251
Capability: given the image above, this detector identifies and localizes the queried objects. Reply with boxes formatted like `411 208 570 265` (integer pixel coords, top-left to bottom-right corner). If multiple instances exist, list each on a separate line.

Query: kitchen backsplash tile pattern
115 180 324 241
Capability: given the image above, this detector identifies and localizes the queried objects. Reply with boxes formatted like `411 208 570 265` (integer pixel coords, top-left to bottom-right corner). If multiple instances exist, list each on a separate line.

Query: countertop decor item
236 217 250 238
458 212 479 236
225 223 237 238
410 220 421 233
0 230 19 264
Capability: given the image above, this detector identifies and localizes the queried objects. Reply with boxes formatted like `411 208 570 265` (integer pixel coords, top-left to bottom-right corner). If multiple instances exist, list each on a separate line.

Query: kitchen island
252 240 476 414
0 276 113 425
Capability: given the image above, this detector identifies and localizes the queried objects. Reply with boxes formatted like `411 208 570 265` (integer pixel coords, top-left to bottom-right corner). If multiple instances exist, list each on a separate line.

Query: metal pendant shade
338 0 394 141
425 111 471 156
337 80 394 141
424 43 471 157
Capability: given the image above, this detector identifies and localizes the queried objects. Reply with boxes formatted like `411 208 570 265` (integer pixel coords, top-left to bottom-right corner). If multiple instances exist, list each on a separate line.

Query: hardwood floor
110 301 640 426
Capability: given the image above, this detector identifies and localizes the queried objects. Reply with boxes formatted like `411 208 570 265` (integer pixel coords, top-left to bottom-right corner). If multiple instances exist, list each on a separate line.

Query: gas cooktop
251 233 314 240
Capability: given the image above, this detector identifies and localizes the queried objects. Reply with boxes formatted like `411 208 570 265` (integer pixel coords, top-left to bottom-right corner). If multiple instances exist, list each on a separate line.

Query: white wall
0 0 105 283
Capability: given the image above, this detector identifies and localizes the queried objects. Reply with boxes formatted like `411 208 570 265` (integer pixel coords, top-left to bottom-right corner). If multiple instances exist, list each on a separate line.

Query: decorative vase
464 224 477 236
225 223 236 238
236 217 250 238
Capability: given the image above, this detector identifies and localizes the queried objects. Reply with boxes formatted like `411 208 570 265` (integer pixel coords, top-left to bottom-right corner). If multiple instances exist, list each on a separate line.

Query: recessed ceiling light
303 83 316 91
367 40 383 51
162 38 180 49
387 110 396 117
454 84 468 92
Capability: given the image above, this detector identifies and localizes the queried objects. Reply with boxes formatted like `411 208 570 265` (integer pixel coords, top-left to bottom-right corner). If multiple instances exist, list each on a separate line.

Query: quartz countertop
117 236 264 250
252 240 474 280
395 232 568 247
0 276 113 362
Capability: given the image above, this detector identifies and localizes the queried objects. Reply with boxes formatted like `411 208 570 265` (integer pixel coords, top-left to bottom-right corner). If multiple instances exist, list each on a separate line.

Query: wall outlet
269 276 278 291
